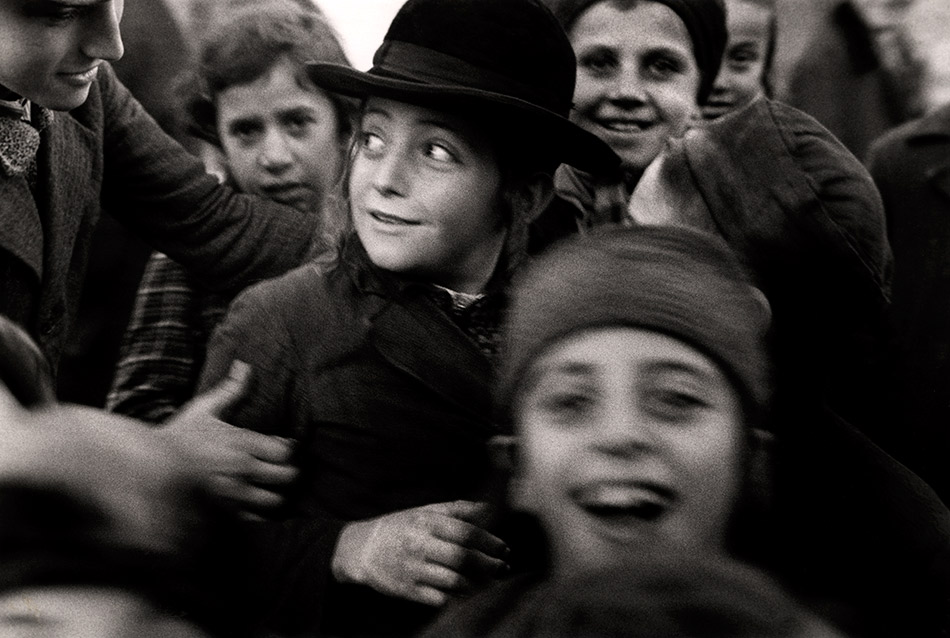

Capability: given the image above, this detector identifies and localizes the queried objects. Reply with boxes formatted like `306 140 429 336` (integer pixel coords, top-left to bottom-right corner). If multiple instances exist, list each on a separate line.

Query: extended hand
162 361 297 514
332 500 510 606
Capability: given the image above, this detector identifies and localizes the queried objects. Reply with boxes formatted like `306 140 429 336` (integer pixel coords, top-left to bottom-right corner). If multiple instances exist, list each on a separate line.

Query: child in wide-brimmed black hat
195 1 617 636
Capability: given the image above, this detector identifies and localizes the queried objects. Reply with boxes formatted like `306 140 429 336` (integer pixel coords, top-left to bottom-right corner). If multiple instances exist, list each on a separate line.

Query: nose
258 129 294 173
591 395 654 458
81 2 124 62
608 62 646 104
371 146 409 197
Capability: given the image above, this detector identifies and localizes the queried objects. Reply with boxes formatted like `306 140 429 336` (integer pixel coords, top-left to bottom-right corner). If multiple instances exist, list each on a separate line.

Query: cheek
221 144 259 191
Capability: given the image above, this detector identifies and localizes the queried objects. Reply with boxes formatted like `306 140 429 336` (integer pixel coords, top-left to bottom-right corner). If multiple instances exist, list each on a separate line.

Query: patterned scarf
0 98 53 179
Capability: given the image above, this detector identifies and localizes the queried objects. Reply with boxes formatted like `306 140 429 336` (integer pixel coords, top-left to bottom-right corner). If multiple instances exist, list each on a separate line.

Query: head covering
306 0 619 174
662 97 892 309
544 0 727 103
498 225 771 423
497 552 841 637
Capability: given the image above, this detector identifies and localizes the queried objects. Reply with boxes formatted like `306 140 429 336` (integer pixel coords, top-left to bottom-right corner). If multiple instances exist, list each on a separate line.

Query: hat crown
372 0 577 117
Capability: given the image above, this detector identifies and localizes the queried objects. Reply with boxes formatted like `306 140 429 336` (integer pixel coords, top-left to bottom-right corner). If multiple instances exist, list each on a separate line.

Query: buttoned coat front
0 63 314 371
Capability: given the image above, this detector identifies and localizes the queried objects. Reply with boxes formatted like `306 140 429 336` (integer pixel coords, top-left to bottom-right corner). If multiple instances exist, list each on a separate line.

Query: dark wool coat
867 103 950 500
198 237 501 637
0 63 314 373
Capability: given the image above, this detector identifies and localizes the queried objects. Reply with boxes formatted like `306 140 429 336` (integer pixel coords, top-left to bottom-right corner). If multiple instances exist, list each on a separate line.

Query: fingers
185 360 251 419
210 474 286 511
432 511 509 562
232 428 294 465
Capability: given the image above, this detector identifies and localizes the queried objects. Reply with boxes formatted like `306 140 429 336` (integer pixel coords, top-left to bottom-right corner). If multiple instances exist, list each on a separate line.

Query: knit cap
544 0 727 103
498 225 771 425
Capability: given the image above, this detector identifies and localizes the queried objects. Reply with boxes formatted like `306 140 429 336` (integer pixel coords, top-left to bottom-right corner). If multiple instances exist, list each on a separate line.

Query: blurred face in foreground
0 587 210 638
348 97 507 293
513 327 745 574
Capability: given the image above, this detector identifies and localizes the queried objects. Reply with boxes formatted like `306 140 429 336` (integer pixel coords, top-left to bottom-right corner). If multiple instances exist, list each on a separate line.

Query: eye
358 130 385 158
424 142 457 164
578 48 618 78
644 52 686 80
282 112 316 137
643 386 709 423
227 120 263 146
28 5 86 25
534 388 599 426
727 45 760 69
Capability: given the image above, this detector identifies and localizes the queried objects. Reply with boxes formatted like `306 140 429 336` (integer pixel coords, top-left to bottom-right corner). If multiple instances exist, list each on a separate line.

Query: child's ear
508 172 554 224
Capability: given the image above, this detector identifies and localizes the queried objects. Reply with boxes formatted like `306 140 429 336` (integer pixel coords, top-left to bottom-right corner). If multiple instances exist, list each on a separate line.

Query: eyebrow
27 0 110 7
641 359 715 383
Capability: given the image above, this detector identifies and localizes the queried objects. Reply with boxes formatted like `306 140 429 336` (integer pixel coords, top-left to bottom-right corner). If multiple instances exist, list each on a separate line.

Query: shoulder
867 104 950 177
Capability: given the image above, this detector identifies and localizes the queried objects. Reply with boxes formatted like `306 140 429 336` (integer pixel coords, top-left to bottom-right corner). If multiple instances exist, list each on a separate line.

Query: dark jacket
866 103 950 500
198 236 503 637
785 1 925 159
0 63 314 372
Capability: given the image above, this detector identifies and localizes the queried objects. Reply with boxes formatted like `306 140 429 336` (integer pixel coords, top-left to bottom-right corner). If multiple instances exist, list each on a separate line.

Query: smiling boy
0 0 315 372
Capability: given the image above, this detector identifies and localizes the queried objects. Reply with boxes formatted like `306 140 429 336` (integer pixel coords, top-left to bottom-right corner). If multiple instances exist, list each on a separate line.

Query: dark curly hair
180 2 356 147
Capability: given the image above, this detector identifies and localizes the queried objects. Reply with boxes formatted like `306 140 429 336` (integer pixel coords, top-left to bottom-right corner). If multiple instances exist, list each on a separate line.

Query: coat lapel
37 111 98 288
0 174 43 282
370 293 493 427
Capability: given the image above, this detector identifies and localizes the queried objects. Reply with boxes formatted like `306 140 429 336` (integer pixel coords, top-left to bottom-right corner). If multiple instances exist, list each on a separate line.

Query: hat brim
307 62 619 174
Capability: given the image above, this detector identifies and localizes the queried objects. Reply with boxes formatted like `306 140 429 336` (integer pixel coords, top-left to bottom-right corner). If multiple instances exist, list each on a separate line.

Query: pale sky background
315 0 407 71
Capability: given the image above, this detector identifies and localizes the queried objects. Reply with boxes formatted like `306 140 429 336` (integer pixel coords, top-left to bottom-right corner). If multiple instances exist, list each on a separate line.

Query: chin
42 86 93 111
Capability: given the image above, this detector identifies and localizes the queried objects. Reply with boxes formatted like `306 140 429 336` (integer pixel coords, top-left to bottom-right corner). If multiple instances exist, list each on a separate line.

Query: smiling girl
195 0 616 635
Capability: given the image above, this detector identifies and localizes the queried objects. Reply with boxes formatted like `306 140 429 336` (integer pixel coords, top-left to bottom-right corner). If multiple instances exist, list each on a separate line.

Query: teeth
578 484 665 509
600 121 647 132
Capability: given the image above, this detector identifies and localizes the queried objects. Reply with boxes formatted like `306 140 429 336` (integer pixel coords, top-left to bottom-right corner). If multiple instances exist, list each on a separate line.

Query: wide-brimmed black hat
306 0 619 174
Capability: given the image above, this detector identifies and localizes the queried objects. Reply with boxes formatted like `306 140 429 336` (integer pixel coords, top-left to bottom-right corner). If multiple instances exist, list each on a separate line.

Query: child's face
703 0 772 120
0 0 124 110
348 97 507 293
569 1 701 174
0 586 210 638
216 59 344 214
513 327 745 574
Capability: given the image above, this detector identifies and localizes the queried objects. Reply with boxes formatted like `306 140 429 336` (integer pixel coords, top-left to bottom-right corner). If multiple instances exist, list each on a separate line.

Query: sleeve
96 63 318 292
106 253 203 423
196 277 350 636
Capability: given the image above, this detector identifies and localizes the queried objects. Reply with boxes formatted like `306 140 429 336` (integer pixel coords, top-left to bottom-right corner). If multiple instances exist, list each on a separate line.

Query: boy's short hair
181 3 355 146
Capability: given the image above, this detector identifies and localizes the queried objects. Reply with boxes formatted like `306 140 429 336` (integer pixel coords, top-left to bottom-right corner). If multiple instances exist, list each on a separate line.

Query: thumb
190 360 251 418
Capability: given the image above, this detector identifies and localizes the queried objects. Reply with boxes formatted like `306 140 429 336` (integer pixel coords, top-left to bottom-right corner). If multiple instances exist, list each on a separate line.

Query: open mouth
594 118 655 134
369 210 421 226
573 482 674 525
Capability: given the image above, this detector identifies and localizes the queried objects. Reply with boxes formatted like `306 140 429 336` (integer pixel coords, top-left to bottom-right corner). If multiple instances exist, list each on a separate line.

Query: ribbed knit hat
543 0 727 104
498 225 771 424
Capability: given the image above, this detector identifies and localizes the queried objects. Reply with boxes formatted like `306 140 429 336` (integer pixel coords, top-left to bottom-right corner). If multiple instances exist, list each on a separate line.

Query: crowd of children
2 0 950 636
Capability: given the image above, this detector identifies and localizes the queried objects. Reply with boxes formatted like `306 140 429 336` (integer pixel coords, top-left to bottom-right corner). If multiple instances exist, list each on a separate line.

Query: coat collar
0 107 96 286
339 235 497 427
